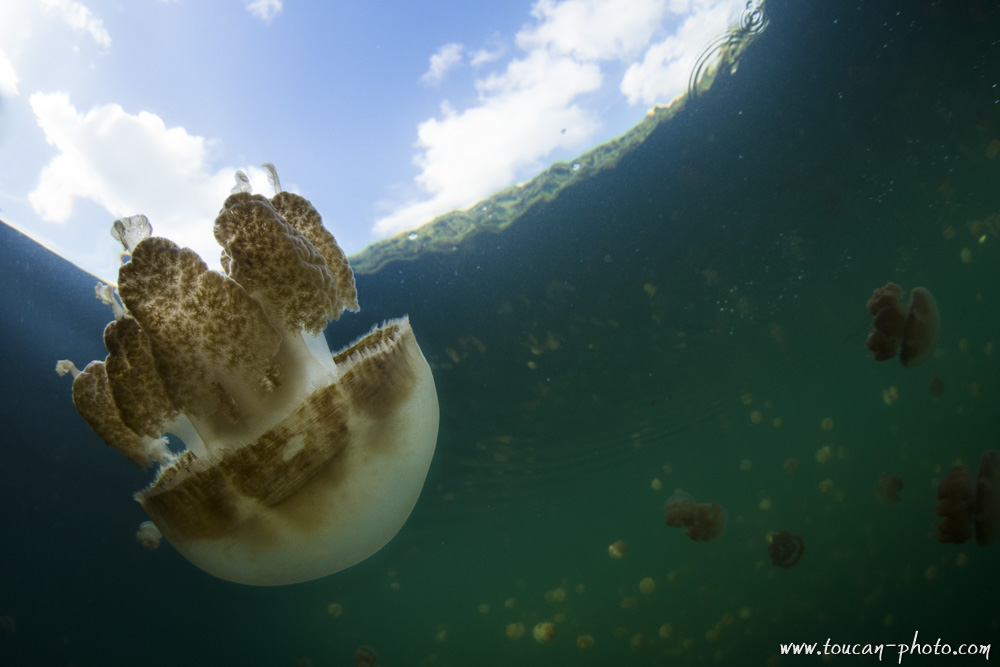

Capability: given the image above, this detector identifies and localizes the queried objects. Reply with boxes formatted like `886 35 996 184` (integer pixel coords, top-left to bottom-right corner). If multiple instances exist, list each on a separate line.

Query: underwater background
2 1 999 665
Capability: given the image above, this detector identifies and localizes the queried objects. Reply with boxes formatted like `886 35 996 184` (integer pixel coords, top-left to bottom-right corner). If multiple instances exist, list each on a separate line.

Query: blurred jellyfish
936 463 977 544
865 282 940 368
664 492 726 542
767 530 804 568
354 646 377 667
948 450 1000 546
135 521 162 551
608 540 627 558
533 621 556 644
874 473 904 504
506 622 526 640
976 450 999 545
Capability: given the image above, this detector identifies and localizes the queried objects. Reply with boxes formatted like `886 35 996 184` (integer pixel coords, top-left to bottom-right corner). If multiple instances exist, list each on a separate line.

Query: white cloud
420 43 464 85
246 0 283 22
0 48 19 97
374 0 748 238
39 0 110 48
27 92 272 280
375 49 601 236
621 0 744 106
470 45 505 67
518 0 667 61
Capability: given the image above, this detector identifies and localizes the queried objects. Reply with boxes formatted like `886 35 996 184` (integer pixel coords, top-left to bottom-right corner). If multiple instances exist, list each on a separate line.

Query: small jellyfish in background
936 449 999 546
354 646 377 667
533 621 556 644
55 165 440 585
506 622 526 640
135 521 162 551
766 530 804 568
874 473 904 504
664 491 727 542
608 540 628 558
929 376 945 397
865 282 940 367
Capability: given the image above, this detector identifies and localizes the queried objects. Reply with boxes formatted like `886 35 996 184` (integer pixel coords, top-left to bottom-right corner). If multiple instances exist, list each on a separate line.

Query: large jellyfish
56 165 440 585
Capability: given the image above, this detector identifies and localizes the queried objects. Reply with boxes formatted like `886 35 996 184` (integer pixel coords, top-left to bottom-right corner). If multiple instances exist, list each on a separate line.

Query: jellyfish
934 449 998 546
506 622 526 640
873 473 904 504
664 491 726 542
135 521 162 551
608 540 627 558
766 530 804 568
533 621 556 644
865 282 940 368
974 449 999 546
354 646 378 667
55 165 440 585
934 465 976 544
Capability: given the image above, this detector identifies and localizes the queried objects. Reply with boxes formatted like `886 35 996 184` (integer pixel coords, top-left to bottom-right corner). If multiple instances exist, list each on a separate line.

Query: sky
0 0 748 284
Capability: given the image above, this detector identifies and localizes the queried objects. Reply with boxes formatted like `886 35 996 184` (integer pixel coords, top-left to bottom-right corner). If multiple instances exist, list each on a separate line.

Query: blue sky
0 0 746 284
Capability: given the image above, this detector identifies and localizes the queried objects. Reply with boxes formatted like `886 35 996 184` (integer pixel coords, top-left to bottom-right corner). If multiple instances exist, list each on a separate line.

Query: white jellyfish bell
57 165 440 585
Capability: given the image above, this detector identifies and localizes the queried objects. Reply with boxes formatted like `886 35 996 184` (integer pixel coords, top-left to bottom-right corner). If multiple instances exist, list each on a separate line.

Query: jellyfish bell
899 287 940 368
56 165 440 585
663 491 697 528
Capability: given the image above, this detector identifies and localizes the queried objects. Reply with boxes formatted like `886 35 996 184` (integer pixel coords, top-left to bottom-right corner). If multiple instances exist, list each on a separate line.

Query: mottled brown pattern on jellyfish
118 237 282 424
70 360 155 468
215 192 349 335
271 191 359 316
103 316 177 439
